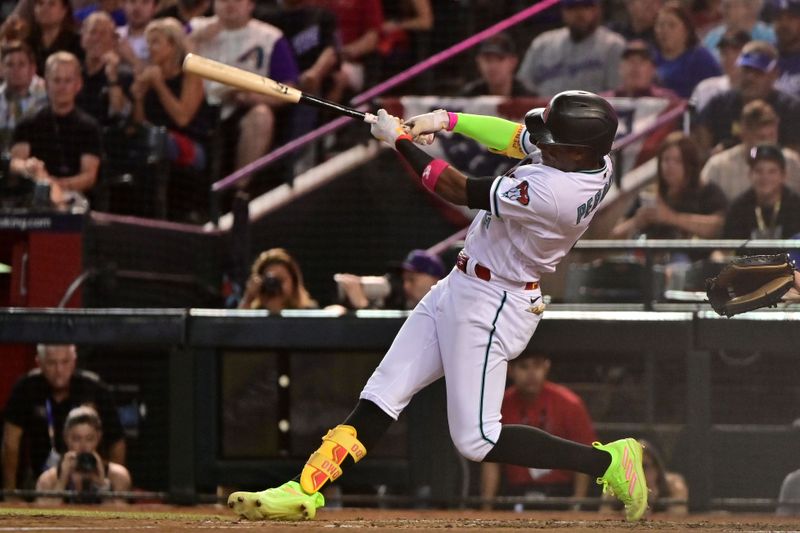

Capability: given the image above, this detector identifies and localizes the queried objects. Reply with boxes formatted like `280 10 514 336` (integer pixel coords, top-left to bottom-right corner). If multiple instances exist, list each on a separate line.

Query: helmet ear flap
524 107 554 146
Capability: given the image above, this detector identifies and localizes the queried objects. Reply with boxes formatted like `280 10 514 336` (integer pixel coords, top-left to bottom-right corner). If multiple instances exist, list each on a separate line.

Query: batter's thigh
438 271 541 461
359 275 449 419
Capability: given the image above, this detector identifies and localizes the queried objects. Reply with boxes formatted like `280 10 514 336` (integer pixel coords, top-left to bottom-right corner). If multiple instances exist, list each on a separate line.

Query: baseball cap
717 30 750 50
478 33 516 57
401 249 446 279
621 40 654 62
737 49 778 72
774 0 800 16
748 143 786 169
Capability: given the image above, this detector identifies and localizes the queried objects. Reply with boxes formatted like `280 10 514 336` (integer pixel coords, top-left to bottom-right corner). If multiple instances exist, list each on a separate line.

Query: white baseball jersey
465 155 614 281
360 151 614 464
189 16 288 116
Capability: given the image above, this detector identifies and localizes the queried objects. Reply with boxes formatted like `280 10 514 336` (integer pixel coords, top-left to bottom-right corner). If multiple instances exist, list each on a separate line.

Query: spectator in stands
777 468 800 516
774 0 800 99
0 41 47 153
154 0 212 30
652 1 722 99
701 100 800 202
262 0 339 98
702 0 774 59
189 0 300 182
378 0 433 80
696 40 800 155
601 439 688 516
75 0 126 26
722 143 800 239
381 0 432 39
458 33 535 97
9 51 102 206
481 353 596 508
132 17 209 221
2 344 125 493
606 39 677 98
239 248 317 312
608 0 662 46
35 406 132 503
132 18 207 171
334 249 446 311
320 0 383 100
26 0 83 75
518 0 625 96
690 29 749 114
611 131 727 239
117 0 158 72
76 12 131 126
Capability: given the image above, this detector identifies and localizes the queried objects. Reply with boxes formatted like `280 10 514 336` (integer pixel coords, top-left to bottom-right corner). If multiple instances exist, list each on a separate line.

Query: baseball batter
228 91 648 522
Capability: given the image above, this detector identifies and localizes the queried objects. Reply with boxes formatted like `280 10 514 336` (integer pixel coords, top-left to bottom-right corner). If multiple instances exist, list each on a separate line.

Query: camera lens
76 452 97 473
260 275 283 297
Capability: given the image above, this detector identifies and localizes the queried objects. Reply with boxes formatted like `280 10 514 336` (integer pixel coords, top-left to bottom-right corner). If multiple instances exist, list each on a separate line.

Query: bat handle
363 113 377 124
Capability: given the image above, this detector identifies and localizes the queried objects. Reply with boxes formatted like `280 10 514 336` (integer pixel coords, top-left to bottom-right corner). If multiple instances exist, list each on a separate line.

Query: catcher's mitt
705 254 796 317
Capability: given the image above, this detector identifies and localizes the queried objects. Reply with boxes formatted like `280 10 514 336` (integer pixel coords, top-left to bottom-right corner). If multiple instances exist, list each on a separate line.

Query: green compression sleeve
451 113 524 156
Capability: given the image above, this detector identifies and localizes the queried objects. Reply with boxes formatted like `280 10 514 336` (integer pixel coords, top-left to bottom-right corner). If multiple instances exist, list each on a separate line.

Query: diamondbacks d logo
502 181 530 206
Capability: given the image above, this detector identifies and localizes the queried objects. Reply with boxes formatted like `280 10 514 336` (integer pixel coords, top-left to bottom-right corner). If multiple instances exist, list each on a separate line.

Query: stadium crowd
3 0 800 515
0 0 796 232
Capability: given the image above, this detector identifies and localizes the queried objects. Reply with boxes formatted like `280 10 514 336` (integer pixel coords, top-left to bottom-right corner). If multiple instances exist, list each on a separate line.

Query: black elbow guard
466 177 494 211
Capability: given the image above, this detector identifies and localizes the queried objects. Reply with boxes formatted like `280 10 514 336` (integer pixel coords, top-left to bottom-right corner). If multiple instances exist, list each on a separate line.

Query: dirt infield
2 505 800 532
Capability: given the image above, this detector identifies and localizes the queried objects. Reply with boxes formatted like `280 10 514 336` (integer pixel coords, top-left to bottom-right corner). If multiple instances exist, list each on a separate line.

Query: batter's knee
450 430 497 463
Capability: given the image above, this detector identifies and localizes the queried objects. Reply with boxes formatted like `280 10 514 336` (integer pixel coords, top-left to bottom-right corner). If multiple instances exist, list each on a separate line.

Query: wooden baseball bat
182 53 376 123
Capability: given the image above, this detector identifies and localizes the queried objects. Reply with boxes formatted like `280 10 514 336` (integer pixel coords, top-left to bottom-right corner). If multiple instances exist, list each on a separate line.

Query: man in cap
701 99 800 201
774 0 800 98
460 33 536 97
607 39 677 98
518 0 625 95
722 143 800 239
696 40 800 154
332 249 445 310
691 29 750 113
399 249 446 308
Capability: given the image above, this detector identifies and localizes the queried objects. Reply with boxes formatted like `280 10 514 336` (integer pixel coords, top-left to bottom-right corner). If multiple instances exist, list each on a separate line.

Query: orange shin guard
300 425 366 494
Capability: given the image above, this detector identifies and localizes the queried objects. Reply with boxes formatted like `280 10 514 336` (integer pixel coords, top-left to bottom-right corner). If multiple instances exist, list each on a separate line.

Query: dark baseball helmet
524 90 618 156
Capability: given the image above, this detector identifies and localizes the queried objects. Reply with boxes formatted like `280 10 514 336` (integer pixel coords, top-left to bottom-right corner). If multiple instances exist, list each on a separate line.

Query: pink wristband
421 159 449 192
447 112 459 131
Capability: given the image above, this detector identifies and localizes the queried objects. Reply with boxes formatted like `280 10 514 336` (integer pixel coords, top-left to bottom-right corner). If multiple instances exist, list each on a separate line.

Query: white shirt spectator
518 26 625 96
701 143 800 201
189 16 299 118
117 25 149 62
690 74 730 113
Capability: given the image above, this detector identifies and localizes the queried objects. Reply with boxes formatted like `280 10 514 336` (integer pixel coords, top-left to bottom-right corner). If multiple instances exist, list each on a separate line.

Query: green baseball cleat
593 438 648 522
228 480 325 521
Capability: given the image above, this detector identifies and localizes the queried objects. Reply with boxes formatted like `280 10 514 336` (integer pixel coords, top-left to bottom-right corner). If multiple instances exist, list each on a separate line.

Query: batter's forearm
395 138 468 205
452 114 526 158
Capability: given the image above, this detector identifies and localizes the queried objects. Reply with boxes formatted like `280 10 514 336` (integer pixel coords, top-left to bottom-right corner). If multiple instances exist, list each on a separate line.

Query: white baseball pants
360 267 542 462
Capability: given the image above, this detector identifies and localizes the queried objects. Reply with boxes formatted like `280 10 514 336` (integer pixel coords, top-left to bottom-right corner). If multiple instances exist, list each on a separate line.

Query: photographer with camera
35 406 131 504
238 248 317 312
